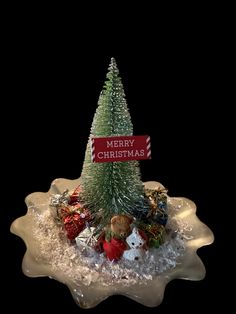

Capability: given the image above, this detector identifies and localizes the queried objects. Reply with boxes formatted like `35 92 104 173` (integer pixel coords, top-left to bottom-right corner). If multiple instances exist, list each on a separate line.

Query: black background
1 6 228 313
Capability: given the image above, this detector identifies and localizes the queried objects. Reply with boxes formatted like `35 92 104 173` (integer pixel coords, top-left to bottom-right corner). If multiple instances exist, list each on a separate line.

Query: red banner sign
91 135 151 163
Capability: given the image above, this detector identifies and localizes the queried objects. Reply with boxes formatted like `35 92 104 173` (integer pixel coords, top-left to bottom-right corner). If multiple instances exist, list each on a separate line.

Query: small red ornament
68 186 81 205
103 238 127 261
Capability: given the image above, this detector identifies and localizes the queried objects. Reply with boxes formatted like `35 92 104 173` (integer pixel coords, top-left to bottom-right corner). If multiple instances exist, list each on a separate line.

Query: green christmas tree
80 58 148 230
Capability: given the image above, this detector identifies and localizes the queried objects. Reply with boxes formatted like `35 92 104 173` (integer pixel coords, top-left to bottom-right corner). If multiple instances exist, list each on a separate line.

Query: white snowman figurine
123 227 146 262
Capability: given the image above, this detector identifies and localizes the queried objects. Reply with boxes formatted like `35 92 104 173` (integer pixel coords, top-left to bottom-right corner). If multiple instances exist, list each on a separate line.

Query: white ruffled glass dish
11 179 214 308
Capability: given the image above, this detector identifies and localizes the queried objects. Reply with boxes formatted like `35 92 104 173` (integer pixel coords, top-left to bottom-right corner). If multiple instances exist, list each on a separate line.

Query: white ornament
123 227 146 262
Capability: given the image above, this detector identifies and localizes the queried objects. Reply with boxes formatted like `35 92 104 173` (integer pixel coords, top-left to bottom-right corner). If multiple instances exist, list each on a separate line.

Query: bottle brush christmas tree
10 57 214 309
80 57 149 230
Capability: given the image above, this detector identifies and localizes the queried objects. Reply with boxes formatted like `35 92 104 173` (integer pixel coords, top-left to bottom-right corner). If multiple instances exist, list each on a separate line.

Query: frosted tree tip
110 57 116 64
109 57 119 71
